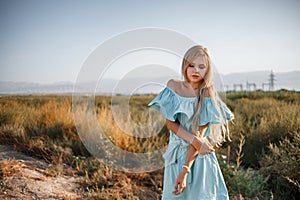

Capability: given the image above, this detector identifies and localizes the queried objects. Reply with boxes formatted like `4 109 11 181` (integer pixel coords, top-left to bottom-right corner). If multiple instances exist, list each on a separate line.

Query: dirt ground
0 145 163 200
0 145 82 200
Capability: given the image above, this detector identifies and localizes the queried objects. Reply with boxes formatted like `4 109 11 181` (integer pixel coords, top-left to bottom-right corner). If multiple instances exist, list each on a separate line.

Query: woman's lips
192 75 200 78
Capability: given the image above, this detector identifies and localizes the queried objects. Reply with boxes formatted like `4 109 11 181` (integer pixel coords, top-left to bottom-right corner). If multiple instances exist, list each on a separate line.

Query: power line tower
269 70 276 91
262 83 270 91
233 84 243 92
246 81 256 91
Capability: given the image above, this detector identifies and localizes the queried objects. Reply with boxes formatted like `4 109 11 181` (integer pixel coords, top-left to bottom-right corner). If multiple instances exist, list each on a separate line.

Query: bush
221 163 269 199
260 131 300 199
219 134 270 199
226 95 299 168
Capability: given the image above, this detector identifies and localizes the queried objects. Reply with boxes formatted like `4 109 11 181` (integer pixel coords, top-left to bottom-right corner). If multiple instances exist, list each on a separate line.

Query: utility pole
269 70 276 91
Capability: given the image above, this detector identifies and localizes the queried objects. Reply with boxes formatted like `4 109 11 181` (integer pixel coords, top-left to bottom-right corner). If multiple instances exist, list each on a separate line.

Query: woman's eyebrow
191 62 205 65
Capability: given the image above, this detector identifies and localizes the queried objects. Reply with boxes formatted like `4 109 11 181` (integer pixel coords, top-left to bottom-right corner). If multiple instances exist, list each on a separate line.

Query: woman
148 45 234 199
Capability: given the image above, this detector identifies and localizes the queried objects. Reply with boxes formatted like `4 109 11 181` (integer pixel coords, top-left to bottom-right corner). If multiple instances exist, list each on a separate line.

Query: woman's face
186 56 207 84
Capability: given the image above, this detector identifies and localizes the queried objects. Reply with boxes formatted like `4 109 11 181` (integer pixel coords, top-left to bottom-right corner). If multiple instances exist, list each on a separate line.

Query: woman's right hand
191 136 215 155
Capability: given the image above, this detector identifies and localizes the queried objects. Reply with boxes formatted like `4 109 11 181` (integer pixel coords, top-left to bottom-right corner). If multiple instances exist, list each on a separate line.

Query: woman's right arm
166 119 203 151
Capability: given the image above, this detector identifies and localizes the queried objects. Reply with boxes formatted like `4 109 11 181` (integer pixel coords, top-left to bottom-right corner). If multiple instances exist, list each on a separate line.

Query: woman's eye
188 64 194 68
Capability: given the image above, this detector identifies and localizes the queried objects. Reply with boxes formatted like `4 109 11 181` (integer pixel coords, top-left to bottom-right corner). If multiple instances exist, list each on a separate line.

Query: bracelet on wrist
182 165 190 173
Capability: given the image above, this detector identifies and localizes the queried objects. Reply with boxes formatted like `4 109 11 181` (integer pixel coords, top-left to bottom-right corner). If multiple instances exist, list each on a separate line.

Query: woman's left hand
173 170 188 195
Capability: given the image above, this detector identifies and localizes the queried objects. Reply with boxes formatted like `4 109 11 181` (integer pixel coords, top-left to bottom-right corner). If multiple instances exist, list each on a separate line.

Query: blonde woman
148 45 234 199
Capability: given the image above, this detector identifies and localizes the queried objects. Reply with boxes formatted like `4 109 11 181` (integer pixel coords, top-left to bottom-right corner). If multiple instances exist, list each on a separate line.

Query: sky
0 0 299 83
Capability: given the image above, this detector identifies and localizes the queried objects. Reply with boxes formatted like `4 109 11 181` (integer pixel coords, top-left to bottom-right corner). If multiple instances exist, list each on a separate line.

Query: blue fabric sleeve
148 87 181 122
199 98 234 126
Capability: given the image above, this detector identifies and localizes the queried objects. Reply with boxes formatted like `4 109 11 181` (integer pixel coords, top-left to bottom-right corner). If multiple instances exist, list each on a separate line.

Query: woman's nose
194 66 200 72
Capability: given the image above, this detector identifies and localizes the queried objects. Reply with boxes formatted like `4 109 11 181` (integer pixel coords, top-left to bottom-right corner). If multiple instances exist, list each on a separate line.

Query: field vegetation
0 90 299 199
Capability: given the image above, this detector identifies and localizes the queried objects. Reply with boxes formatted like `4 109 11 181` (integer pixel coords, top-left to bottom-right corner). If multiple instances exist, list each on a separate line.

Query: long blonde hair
182 45 230 146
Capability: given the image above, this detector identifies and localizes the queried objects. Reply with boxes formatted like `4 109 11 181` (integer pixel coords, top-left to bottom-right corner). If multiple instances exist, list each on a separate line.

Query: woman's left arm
173 123 212 195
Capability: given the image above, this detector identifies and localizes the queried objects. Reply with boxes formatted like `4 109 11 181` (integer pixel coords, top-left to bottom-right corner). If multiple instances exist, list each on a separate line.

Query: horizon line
1 69 300 84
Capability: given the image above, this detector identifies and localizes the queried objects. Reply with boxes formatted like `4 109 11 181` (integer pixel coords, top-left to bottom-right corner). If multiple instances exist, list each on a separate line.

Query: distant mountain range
0 71 299 95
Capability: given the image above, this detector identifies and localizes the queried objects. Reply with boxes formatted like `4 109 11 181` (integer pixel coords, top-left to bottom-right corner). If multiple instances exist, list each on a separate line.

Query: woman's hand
173 170 188 195
191 136 215 155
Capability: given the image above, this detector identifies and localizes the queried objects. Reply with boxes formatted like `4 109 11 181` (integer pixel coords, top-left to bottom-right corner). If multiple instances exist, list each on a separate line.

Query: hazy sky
1 0 299 83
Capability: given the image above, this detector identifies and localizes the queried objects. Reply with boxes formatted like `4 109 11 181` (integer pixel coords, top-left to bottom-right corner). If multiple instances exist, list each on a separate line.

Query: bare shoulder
166 79 184 92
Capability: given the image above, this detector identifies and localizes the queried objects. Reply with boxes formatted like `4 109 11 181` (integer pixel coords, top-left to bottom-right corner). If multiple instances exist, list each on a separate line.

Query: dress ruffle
148 87 195 121
199 98 235 126
148 87 234 126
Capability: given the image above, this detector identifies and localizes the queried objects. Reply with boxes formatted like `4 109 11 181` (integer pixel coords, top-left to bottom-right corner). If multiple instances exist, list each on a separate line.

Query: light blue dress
148 87 234 200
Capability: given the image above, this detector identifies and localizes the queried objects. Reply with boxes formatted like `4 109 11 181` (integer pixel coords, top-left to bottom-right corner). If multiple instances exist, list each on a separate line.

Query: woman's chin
189 79 202 83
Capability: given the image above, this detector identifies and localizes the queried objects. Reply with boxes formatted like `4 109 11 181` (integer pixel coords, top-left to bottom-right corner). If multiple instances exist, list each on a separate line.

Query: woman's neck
187 81 201 91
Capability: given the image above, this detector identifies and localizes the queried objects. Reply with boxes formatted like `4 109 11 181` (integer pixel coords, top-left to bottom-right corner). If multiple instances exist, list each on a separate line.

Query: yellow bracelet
182 165 190 173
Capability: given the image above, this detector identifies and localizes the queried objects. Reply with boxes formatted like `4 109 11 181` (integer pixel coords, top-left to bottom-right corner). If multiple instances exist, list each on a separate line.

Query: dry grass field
0 90 299 199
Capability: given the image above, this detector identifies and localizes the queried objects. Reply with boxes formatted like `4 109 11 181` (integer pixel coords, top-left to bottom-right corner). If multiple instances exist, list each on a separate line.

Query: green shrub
260 131 300 199
219 134 270 199
226 95 299 168
221 163 269 199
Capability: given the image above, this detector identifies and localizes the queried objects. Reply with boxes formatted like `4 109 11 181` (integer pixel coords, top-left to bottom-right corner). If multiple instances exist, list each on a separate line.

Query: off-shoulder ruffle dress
148 87 234 200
